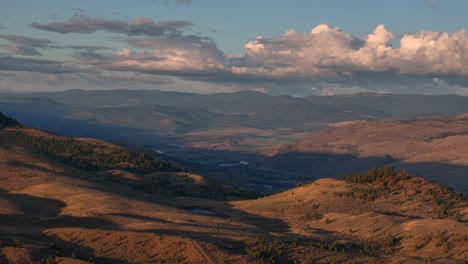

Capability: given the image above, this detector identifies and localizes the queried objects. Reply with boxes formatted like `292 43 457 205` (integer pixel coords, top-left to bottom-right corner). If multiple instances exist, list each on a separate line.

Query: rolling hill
234 167 468 263
0 113 466 263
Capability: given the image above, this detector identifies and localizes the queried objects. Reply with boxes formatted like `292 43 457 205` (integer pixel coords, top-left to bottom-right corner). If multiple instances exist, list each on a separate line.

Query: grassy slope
234 168 468 263
0 113 466 263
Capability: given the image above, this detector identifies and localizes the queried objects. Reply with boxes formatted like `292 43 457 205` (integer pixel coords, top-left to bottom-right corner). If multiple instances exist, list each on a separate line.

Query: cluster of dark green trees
340 166 411 184
137 173 255 200
339 166 466 220
0 112 19 128
327 166 408 202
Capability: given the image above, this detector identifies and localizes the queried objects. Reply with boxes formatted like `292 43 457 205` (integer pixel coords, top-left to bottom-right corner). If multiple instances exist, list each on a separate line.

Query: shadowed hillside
268 115 468 194
0 114 253 200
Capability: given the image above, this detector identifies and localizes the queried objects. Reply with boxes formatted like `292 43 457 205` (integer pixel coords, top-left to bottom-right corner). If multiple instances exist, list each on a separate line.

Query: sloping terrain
1 147 466 263
234 167 468 263
268 115 468 194
0 113 466 263
0 119 252 200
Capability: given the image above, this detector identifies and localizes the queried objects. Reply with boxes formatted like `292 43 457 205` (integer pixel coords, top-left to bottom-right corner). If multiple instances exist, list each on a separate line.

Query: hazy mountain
3 89 468 147
306 93 468 119
67 104 236 134
24 90 468 121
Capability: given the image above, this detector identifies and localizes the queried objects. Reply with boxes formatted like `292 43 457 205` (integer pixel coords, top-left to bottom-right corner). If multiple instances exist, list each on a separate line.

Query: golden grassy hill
0 114 466 263
0 125 256 263
234 167 468 263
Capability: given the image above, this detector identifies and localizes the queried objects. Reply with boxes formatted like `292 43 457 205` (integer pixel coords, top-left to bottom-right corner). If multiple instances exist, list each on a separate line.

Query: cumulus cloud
238 24 468 81
108 34 227 76
30 13 191 37
0 34 56 56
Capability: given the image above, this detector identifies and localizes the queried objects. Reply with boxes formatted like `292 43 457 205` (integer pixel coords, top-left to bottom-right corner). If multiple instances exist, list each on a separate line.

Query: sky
0 0 467 96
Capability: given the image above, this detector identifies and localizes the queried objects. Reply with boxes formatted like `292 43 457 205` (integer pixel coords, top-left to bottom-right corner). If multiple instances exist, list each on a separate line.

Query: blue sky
0 0 467 95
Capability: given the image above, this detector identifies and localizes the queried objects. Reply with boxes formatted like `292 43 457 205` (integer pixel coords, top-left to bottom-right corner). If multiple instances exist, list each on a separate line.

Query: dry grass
0 128 467 263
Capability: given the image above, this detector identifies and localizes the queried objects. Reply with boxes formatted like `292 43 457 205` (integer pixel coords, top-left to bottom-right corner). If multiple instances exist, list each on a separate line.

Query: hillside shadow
69 176 293 235
0 173 303 264
0 191 128 263
150 144 468 196
262 151 468 195
0 105 183 144
2 160 301 262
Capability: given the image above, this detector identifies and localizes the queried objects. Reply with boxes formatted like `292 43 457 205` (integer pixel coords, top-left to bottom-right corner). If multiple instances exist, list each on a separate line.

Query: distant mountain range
1 90 468 193
2 89 468 140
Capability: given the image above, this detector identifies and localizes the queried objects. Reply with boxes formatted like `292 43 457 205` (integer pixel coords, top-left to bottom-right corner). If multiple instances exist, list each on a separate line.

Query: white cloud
112 48 226 73
110 35 227 75
239 24 468 79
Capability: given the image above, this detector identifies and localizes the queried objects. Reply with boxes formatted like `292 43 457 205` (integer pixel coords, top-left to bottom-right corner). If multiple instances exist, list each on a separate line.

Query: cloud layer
1 15 467 95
